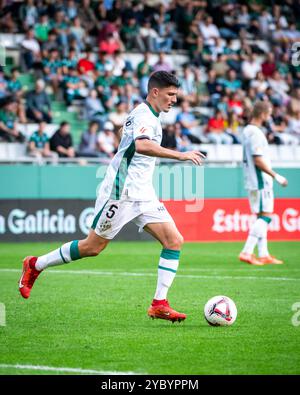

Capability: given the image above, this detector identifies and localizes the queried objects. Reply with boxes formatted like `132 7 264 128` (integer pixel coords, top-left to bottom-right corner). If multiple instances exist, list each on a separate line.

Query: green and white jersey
98 102 162 201
242 124 273 190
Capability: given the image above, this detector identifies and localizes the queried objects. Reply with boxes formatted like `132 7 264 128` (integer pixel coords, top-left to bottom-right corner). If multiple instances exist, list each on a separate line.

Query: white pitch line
0 268 299 282
0 363 140 375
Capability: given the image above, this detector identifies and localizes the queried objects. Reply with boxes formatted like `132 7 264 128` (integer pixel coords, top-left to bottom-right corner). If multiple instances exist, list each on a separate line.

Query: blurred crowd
1 0 300 160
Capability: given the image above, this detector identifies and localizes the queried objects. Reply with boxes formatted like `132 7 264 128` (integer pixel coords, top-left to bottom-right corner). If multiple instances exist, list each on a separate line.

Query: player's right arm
253 156 288 186
135 138 205 165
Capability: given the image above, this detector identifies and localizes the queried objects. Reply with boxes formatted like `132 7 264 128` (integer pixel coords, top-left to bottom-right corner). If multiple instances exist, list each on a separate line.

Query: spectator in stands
211 53 230 78
155 11 174 53
6 68 27 123
120 17 144 52
224 110 241 144
99 32 122 55
267 70 290 105
83 89 106 128
63 66 89 106
219 69 242 94
139 20 159 53
28 121 58 164
42 48 63 98
41 29 59 55
0 67 8 100
20 28 41 71
50 10 70 57
69 16 87 53
199 15 220 46
241 53 261 85
261 53 277 78
61 47 78 74
0 98 25 143
95 51 113 76
7 68 24 99
77 47 96 89
98 121 119 158
78 121 104 158
108 100 128 130
19 0 39 31
161 124 177 150
137 52 153 98
26 79 52 123
206 69 223 106
228 91 243 116
153 52 172 73
250 71 268 94
77 0 98 36
34 14 51 44
178 65 197 105
206 109 233 144
121 84 142 110
50 121 76 158
64 0 78 22
176 100 202 144
0 0 17 33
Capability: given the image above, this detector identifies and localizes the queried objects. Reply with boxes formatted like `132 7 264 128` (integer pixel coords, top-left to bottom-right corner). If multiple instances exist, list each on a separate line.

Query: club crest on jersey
98 220 112 232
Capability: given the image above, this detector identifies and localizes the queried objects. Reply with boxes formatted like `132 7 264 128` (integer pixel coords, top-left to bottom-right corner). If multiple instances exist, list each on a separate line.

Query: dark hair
148 71 180 92
60 121 69 128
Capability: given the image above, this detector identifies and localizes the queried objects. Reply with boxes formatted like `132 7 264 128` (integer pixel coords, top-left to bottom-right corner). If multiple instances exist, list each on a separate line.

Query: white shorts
91 197 174 239
248 188 274 214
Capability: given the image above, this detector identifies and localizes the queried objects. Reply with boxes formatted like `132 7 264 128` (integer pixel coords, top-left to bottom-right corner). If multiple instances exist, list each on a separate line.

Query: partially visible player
18 71 205 322
239 101 288 266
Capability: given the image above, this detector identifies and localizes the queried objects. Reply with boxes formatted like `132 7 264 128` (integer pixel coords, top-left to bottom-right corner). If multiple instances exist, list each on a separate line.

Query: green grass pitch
0 241 300 375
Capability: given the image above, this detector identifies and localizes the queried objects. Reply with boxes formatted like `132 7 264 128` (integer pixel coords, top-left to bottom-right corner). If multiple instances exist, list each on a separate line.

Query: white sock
257 216 270 257
257 237 269 257
35 240 81 271
154 249 180 300
242 217 267 254
242 235 258 255
243 217 271 255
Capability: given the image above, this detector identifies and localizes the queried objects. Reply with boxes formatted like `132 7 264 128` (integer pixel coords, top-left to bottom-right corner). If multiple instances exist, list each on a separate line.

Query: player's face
155 86 178 112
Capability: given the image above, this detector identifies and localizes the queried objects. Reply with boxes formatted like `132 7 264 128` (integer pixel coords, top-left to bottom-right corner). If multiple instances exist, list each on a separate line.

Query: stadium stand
0 0 300 164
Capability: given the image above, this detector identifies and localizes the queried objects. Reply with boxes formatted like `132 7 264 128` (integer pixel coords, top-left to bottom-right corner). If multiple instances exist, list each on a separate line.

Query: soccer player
239 101 288 266
18 71 205 322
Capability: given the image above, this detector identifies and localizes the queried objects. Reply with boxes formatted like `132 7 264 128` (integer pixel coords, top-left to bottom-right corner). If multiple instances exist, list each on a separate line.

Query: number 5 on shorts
106 204 118 219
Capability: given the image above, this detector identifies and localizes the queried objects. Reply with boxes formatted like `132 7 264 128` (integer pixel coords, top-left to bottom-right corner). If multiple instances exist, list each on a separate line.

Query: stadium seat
294 146 300 161
231 145 243 162
214 144 233 161
269 146 279 161
278 145 295 161
198 144 216 160
0 143 9 160
6 143 27 159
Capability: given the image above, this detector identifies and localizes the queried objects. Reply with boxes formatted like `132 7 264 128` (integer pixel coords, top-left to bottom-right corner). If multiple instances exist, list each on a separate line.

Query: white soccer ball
204 295 237 326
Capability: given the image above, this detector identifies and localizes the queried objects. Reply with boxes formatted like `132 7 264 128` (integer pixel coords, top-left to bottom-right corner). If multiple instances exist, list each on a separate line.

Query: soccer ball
204 295 237 326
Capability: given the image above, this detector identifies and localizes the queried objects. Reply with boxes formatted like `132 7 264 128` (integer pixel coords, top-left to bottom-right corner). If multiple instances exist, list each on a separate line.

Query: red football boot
18 256 41 299
147 299 186 323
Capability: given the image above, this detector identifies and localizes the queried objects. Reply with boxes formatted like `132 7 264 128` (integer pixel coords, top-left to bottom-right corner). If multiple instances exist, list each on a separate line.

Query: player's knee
165 233 184 250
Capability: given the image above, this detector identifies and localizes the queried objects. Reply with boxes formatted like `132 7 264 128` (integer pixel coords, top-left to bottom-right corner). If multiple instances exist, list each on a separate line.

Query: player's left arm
253 155 288 186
